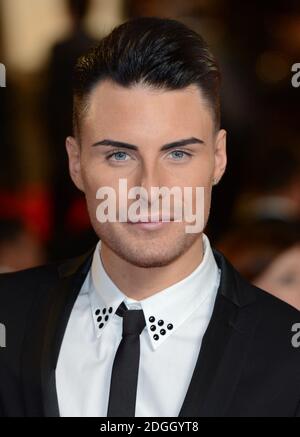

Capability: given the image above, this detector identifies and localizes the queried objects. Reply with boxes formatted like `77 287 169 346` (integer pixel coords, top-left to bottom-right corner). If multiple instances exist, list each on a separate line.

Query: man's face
67 80 226 267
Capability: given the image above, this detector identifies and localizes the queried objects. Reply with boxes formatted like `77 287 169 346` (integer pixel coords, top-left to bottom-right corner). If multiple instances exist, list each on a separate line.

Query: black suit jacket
0 249 299 417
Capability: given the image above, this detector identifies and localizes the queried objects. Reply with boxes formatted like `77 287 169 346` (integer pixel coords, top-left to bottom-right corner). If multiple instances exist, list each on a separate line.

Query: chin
118 242 186 268
122 254 177 269
96 223 198 267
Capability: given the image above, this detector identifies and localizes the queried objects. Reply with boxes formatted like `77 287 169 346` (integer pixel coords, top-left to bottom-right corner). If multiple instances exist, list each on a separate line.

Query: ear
66 136 85 192
212 129 227 185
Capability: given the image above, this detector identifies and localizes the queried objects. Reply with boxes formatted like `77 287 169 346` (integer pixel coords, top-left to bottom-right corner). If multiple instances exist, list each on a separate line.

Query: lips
128 218 173 224
125 216 174 230
126 221 171 230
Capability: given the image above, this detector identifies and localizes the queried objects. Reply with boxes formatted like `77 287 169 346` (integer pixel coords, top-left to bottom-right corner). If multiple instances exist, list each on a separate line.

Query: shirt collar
88 234 219 350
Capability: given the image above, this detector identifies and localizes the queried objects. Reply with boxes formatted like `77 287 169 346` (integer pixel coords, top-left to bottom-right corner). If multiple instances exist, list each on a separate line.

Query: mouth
126 217 174 230
127 217 174 223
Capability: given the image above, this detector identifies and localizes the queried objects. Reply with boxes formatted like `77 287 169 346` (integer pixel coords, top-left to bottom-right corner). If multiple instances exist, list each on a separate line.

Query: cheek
81 159 111 194
189 149 215 183
184 163 214 190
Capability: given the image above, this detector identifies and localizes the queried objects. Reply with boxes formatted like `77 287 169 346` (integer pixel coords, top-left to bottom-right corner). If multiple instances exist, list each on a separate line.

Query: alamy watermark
0 63 6 88
291 323 300 349
95 179 205 233
291 63 300 88
0 323 6 348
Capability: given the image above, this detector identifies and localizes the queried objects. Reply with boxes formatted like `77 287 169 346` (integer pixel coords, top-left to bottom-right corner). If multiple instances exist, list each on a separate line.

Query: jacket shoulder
252 283 299 321
214 248 299 319
0 263 59 297
0 249 94 315
0 263 61 318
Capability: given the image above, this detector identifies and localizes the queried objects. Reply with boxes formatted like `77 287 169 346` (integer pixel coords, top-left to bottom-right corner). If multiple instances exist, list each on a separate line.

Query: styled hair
73 17 221 136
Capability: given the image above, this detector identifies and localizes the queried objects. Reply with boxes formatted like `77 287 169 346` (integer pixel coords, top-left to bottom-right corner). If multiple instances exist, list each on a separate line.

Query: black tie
107 301 146 417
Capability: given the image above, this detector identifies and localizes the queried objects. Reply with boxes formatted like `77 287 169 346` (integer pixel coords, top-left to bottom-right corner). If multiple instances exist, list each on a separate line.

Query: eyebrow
91 137 204 151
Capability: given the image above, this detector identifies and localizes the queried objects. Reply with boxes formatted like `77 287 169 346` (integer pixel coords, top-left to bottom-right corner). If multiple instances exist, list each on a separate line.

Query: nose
137 161 163 208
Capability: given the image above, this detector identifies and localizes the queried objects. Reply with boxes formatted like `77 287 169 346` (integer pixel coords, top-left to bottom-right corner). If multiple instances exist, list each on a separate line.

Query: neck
100 235 204 301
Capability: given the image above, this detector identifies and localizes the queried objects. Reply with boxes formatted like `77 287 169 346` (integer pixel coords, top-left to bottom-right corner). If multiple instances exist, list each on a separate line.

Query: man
0 17 299 417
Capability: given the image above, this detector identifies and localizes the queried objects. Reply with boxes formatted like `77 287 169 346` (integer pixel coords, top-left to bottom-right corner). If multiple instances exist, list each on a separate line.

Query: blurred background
0 0 299 308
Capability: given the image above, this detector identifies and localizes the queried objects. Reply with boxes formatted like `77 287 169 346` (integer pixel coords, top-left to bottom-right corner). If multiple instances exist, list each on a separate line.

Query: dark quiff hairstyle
73 17 221 137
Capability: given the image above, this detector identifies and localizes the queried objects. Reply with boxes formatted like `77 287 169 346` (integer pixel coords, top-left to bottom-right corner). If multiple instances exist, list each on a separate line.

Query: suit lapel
21 250 93 417
179 250 260 417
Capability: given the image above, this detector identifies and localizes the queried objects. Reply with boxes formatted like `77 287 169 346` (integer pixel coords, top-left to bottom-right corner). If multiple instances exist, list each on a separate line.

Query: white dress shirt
56 233 220 417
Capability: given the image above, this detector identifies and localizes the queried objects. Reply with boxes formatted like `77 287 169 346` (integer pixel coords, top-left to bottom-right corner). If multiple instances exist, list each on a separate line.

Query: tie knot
116 302 146 336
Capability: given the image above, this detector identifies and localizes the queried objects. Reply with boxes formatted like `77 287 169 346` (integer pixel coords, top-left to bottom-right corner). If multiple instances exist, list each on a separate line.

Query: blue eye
108 151 129 161
169 150 190 160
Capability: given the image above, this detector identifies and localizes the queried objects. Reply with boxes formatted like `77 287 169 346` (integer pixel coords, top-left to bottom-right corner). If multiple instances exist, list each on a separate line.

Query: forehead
81 80 214 144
